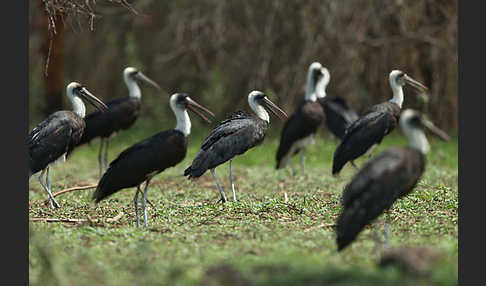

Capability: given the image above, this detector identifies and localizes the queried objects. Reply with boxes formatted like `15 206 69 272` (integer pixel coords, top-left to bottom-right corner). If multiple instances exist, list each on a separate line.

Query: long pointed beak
262 97 288 121
421 118 450 141
403 74 428 93
187 98 215 123
78 88 109 112
135 72 161 90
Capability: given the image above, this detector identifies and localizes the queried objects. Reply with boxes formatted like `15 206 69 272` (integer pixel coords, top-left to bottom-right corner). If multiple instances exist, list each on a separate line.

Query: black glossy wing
93 130 187 202
332 111 395 174
28 112 78 175
336 147 424 251
199 111 253 151
78 97 141 145
341 149 405 207
185 113 266 178
320 97 359 139
275 101 324 167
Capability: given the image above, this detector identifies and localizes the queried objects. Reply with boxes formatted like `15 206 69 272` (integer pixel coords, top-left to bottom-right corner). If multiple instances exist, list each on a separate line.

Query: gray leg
373 223 381 260
98 138 104 178
367 144 377 160
384 212 391 250
229 160 237 202
211 168 227 203
104 138 110 172
288 161 297 177
142 178 152 228
134 185 141 229
39 167 60 209
300 149 306 173
46 166 51 191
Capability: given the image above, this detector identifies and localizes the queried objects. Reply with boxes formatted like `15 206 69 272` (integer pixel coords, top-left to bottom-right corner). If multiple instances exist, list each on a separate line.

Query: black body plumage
332 101 400 174
336 146 425 251
93 129 187 202
184 111 268 178
319 96 358 140
76 97 141 147
275 100 324 169
28 111 86 176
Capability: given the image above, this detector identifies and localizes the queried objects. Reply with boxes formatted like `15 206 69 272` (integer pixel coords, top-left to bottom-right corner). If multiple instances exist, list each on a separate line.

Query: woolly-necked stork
275 62 328 175
184 91 288 203
319 96 358 140
332 70 428 175
335 109 449 253
74 67 160 177
92 93 214 228
28 82 108 209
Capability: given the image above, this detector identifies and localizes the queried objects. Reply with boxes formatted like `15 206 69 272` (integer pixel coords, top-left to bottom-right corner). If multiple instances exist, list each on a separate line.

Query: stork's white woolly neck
248 91 270 123
304 63 329 102
170 94 191 136
123 68 142 99
66 83 86 118
400 110 430 154
389 85 404 108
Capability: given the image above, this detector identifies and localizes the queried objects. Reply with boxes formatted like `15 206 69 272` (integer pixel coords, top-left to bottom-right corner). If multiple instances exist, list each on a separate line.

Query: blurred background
29 0 457 134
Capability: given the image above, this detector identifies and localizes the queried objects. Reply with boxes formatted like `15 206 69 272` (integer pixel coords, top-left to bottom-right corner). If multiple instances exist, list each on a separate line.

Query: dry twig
43 184 97 205
30 211 124 224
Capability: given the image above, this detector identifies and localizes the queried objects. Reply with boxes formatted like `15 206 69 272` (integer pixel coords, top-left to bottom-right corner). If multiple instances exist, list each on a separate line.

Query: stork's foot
216 196 227 204
48 198 61 209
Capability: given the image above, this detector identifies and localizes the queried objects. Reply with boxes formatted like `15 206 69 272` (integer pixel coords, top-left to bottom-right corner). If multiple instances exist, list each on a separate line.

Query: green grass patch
29 118 458 285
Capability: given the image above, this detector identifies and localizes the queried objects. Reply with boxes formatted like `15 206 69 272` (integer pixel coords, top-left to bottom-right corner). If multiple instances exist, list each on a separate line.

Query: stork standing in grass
275 62 328 175
73 67 161 177
184 91 288 203
332 70 428 175
92 93 215 228
28 82 108 209
335 109 449 254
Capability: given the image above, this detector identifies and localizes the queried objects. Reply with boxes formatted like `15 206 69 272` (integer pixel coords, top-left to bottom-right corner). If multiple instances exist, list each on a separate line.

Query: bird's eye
409 116 422 126
177 94 188 104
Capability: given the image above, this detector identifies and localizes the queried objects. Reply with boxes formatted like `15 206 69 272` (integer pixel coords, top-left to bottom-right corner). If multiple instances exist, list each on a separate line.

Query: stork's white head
248 91 288 123
66 82 108 118
389 70 405 88
388 70 428 108
123 67 138 83
400 109 449 154
123 67 161 99
389 70 428 92
66 82 82 95
306 62 330 101
170 93 215 136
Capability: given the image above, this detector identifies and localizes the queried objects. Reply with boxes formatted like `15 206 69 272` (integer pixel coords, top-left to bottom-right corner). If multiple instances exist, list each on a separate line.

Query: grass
29 118 458 286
